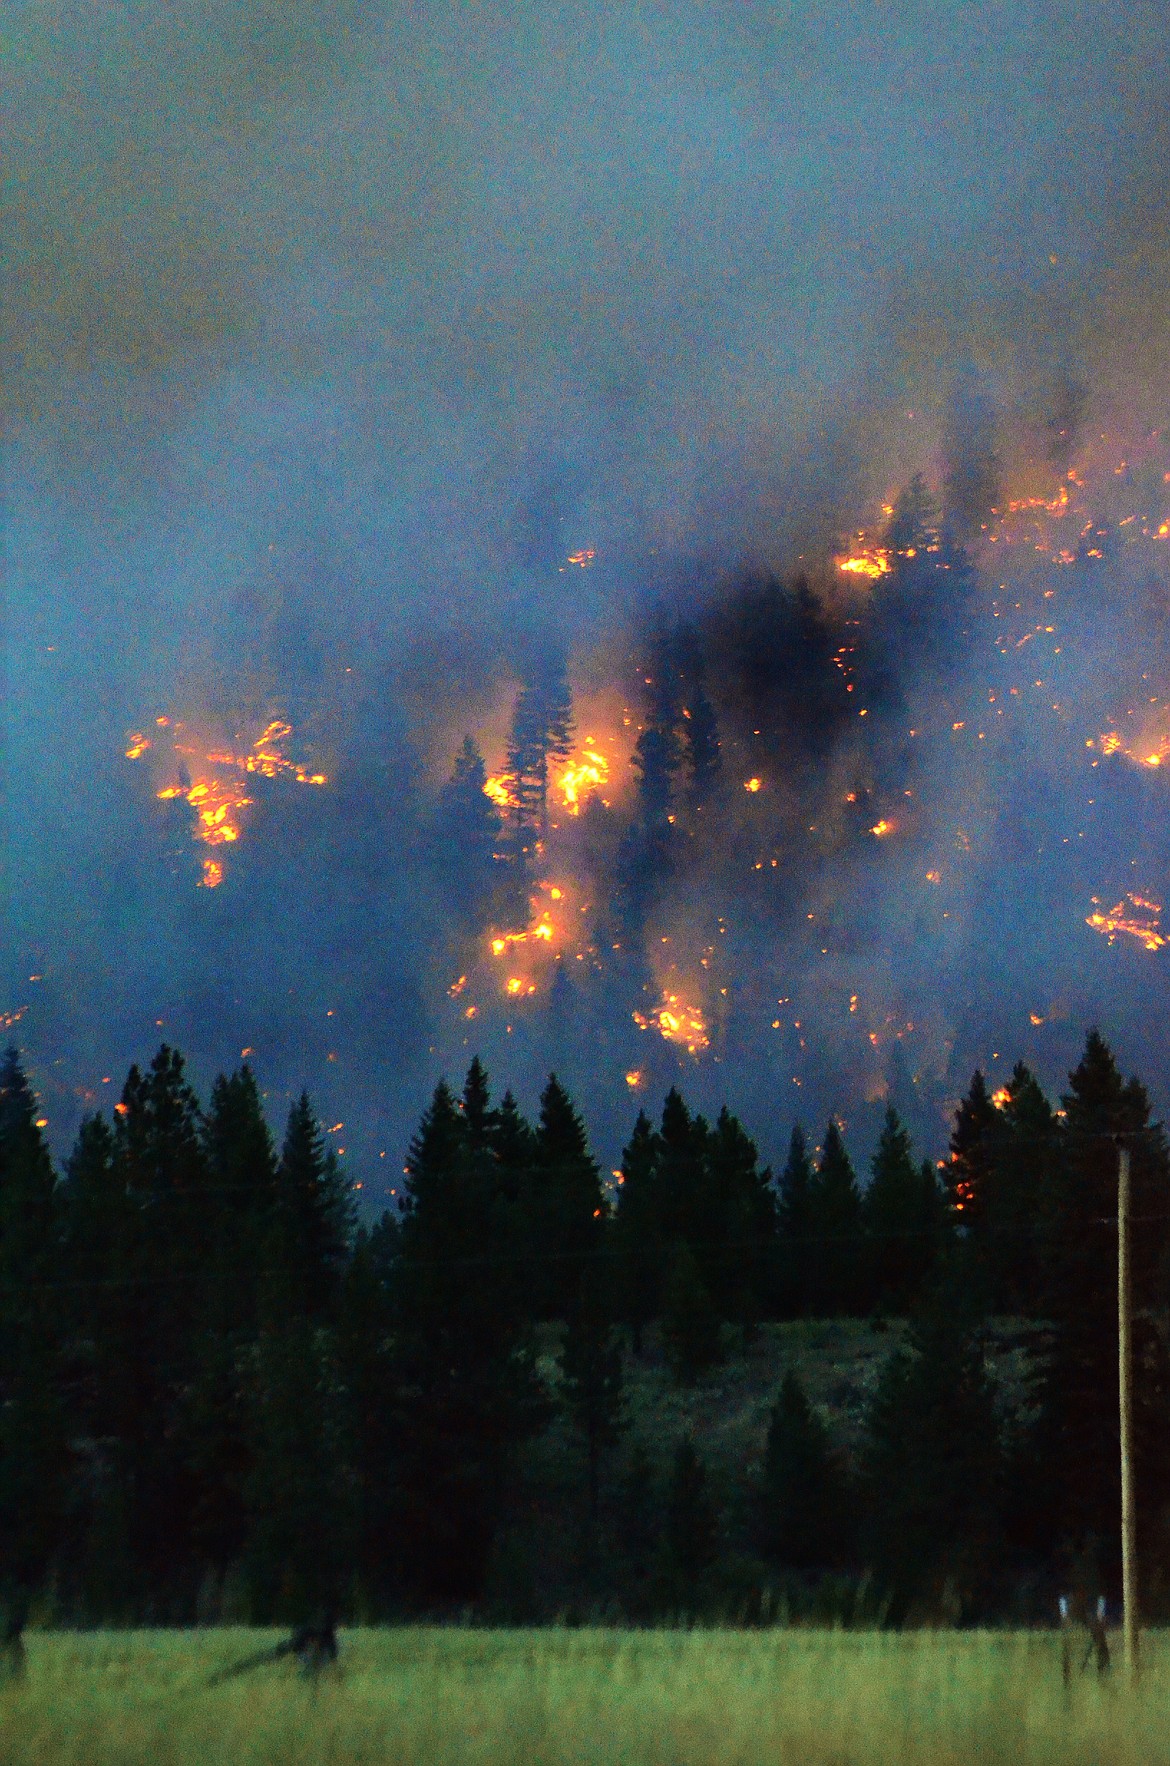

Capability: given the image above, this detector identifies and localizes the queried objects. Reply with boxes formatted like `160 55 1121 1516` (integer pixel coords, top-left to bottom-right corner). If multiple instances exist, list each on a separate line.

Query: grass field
3 1627 1169 1766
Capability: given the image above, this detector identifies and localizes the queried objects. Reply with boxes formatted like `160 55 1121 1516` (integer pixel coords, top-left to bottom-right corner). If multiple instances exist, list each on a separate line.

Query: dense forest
0 1028 1168 1630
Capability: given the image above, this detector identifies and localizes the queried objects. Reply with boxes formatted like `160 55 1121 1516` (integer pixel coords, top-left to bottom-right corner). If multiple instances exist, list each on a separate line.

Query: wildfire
565 548 596 568
870 819 894 838
135 714 327 879
633 993 710 1056
837 546 891 579
991 1086 1011 1108
556 746 609 814
1096 730 1169 768
205 720 327 786
490 913 555 958
744 777 762 793
484 773 518 810
1086 893 1166 952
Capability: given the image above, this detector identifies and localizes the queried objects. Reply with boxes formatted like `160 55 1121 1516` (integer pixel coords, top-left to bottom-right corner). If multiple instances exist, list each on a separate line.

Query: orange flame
556 746 609 814
837 547 891 579
1086 893 1166 952
633 993 709 1055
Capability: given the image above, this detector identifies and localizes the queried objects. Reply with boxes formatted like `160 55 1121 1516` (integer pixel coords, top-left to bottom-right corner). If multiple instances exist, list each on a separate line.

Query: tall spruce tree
1036 1031 1170 1568
776 1125 814 1317
111 1046 210 1606
186 1067 279 1588
245 1090 353 1622
390 1075 545 1602
860 1286 1004 1619
506 659 574 856
704 1105 775 1337
59 1111 150 1614
809 1121 863 1315
661 1241 722 1382
0 1051 65 1631
755 1369 850 1571
613 1110 661 1353
560 1272 625 1522
863 1108 937 1312
441 736 503 922
524 1075 605 1321
655 1437 718 1612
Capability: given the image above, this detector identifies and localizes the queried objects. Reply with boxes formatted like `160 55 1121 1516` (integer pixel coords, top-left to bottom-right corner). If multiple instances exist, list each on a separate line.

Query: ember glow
837 547 892 579
484 773 519 811
129 716 327 879
556 745 609 814
1086 894 1166 953
633 993 710 1056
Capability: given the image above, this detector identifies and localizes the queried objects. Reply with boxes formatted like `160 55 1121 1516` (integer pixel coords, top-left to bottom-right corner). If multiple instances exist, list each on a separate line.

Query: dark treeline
2 1028 1169 1628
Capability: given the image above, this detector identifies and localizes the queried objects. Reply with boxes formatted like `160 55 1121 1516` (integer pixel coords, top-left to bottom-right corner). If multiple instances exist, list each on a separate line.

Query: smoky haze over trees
2 1027 1169 1626
8 1 1170 1179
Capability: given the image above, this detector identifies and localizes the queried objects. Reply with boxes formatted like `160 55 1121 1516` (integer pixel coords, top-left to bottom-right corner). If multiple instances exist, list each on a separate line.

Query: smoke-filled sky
6 0 1170 1187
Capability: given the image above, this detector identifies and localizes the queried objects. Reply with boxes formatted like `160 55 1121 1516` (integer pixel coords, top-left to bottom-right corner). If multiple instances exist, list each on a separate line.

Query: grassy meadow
3 1626 1169 1766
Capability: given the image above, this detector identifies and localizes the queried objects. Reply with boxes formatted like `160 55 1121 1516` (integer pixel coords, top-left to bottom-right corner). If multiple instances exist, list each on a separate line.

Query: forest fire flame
837 546 891 579
556 747 609 814
633 993 710 1055
484 773 518 810
1096 730 1169 768
130 716 327 879
1086 893 1166 952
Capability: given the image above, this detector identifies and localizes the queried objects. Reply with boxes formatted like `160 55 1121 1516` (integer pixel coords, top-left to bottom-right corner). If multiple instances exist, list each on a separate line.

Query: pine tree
661 1241 722 1382
461 1055 496 1150
186 1066 279 1585
0 1051 66 1628
441 736 502 904
111 1046 211 1604
267 1093 352 1322
655 1089 710 1262
335 1223 398 1611
390 1078 546 1602
704 1105 775 1337
948 1070 999 1234
860 1287 1004 1620
1036 1031 1170 1566
506 659 574 853
59 1112 141 1614
613 1110 661 1353
809 1121 863 1316
862 1108 934 1312
655 1437 718 1612
524 1074 605 1321
244 1089 353 1621
991 1063 1056 1313
490 1087 534 1206
874 474 976 675
756 1370 850 1571
560 1275 625 1521
675 625 721 809
776 1125 814 1317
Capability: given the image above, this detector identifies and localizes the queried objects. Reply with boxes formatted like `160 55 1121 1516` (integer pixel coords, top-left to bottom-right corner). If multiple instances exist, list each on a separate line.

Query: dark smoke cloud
6 0 1170 1177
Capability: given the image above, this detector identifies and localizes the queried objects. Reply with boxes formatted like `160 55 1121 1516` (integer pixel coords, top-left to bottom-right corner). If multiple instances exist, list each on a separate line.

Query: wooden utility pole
1117 1141 1139 1682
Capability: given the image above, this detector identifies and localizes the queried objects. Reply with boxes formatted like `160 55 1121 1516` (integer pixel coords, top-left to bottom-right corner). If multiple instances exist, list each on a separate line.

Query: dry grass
3 1625 1168 1765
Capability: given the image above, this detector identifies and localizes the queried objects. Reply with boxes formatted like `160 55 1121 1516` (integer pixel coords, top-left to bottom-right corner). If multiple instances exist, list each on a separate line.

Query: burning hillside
126 717 328 885
14 418 1170 1188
